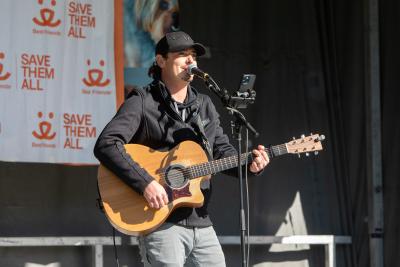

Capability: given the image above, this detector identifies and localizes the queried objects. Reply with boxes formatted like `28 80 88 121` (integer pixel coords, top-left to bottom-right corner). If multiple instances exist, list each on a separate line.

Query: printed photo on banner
123 0 180 91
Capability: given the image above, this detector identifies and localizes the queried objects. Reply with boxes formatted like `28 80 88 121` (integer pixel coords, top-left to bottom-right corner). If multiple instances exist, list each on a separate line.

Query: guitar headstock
286 133 325 156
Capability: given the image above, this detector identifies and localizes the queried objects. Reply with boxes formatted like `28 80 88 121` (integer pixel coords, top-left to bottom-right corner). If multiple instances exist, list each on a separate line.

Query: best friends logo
32 111 57 148
81 59 112 95
32 111 56 140
32 0 62 36
0 52 11 89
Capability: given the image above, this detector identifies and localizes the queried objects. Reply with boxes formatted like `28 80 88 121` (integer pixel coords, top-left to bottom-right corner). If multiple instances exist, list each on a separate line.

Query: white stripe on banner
0 0 118 164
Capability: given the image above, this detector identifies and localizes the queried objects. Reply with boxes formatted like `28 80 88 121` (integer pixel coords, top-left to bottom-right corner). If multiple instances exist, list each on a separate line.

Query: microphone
187 64 209 80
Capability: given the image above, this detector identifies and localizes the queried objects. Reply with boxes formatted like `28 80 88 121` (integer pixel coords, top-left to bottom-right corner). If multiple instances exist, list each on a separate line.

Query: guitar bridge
165 183 192 202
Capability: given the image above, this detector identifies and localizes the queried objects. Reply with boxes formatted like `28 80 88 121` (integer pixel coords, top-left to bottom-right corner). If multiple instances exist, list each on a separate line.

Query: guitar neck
187 143 287 178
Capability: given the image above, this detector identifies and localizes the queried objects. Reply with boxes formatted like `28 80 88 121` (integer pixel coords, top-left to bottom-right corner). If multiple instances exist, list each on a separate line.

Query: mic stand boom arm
203 77 230 106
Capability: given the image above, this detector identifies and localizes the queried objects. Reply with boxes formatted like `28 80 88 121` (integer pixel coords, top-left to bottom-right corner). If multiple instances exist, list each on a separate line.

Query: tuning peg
314 151 319 155
297 153 301 158
306 152 310 157
301 134 305 139
318 135 325 141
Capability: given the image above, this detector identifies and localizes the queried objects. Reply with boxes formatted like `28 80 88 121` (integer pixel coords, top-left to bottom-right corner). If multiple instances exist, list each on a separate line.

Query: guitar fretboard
187 143 288 178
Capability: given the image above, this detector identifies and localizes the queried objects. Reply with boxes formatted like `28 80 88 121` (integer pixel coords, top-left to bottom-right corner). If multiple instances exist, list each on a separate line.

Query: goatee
180 72 192 82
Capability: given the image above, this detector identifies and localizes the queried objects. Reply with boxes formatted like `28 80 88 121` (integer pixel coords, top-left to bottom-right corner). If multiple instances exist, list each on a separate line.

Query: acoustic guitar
97 134 325 236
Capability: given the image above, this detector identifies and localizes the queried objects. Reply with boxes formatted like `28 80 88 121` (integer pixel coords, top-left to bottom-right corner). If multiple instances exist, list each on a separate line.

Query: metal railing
0 235 351 267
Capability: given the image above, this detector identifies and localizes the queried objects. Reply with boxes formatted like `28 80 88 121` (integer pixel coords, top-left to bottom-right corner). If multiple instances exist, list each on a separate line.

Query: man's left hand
249 145 269 173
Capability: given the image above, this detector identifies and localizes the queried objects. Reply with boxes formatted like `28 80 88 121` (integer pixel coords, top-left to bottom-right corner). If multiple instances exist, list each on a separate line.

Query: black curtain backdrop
180 0 396 266
380 1 400 267
1 0 399 266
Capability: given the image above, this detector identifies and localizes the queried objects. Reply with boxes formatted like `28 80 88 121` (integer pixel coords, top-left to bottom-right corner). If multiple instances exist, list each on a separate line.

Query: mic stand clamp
200 74 259 267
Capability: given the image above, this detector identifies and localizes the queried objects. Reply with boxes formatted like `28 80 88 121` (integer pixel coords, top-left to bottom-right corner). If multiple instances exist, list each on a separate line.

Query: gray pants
138 223 226 267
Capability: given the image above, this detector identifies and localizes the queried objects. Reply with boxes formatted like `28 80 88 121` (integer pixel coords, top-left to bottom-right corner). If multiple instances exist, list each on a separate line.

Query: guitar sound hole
164 164 188 189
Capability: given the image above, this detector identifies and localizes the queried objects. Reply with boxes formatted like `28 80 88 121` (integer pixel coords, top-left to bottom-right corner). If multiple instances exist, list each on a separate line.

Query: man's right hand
143 180 169 209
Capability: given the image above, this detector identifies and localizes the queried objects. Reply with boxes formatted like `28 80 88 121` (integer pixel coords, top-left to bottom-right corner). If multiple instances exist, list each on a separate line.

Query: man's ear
155 55 166 68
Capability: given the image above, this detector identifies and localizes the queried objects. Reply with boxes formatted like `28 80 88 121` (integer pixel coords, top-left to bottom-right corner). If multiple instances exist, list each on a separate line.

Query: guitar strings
156 153 253 184
155 143 297 184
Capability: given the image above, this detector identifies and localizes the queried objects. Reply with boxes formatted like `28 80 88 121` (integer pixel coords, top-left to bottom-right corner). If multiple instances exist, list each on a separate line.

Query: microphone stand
201 75 258 267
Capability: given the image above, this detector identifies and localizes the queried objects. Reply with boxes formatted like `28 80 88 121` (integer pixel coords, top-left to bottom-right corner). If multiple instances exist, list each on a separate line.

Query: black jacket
94 80 237 227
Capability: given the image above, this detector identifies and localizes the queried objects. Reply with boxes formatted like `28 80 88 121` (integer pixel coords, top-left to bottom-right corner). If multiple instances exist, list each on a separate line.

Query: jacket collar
154 80 199 109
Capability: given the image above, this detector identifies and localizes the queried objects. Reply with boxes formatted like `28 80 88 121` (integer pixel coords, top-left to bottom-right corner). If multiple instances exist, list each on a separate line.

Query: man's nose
186 55 194 64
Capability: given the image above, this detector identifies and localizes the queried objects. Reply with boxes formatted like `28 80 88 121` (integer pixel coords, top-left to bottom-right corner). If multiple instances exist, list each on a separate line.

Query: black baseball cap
155 31 206 56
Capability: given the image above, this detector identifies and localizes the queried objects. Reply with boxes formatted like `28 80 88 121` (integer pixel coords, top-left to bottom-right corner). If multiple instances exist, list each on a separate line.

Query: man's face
158 48 197 83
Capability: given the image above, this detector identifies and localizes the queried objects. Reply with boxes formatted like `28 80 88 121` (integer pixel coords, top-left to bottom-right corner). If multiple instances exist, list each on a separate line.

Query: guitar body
97 133 325 236
97 140 210 236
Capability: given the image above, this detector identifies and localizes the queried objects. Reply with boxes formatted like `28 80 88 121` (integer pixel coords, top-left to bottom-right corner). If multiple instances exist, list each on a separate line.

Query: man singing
94 31 269 266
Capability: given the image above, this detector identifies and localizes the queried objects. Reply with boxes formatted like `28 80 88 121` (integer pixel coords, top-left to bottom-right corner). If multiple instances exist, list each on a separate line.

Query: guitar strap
192 100 213 189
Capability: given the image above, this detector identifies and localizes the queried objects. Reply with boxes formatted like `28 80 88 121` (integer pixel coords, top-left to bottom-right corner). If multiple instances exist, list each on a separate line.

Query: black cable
113 228 120 267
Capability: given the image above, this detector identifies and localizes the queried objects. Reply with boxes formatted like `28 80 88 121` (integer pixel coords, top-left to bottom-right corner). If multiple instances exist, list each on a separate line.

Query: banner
0 0 122 164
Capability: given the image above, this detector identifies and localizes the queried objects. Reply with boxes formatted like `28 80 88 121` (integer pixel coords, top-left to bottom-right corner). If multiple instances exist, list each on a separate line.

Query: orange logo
32 112 56 140
33 0 61 28
82 59 110 87
0 52 11 81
